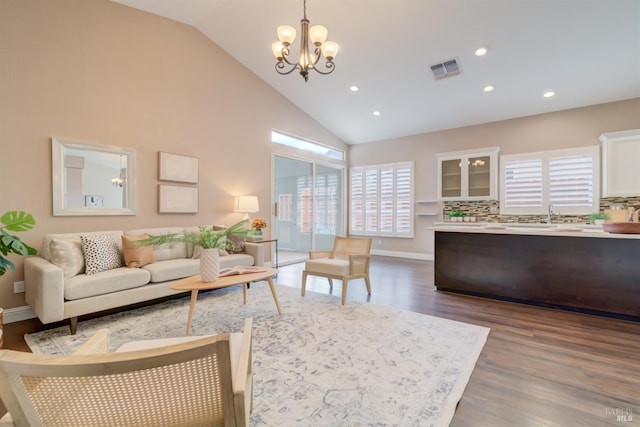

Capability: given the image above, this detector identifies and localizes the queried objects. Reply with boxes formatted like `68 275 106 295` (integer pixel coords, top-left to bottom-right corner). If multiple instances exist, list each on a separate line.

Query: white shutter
549 154 594 208
501 146 599 215
503 159 543 211
349 169 364 233
349 162 414 237
395 166 413 234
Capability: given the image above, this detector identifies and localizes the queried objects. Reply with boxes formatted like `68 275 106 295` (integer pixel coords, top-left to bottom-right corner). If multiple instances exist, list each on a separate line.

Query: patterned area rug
25 283 489 426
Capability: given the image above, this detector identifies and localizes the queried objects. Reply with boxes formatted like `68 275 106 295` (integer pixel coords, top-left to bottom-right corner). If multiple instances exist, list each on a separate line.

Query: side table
247 238 278 269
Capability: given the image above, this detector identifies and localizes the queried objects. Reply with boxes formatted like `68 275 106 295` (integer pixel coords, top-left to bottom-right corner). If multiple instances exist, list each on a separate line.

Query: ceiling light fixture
475 46 489 56
543 91 555 98
350 85 359 92
272 0 339 82
372 111 381 116
483 85 495 92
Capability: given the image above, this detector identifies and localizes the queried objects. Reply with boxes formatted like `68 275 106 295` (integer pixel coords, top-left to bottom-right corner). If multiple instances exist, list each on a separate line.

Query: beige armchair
302 236 372 305
0 319 253 427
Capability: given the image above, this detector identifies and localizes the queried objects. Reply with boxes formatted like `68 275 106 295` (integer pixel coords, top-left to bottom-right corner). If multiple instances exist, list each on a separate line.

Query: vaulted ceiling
112 0 640 144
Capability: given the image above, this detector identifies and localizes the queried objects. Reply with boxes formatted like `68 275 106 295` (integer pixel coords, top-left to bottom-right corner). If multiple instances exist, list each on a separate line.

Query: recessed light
372 110 381 116
543 91 555 98
483 85 495 92
475 46 489 56
349 85 359 92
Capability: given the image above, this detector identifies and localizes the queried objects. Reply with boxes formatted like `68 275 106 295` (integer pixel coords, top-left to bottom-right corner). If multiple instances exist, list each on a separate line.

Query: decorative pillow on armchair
122 234 156 268
80 234 123 275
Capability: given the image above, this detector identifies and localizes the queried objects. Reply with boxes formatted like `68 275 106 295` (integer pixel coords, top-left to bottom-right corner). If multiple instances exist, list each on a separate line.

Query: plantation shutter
503 159 543 210
549 154 594 208
349 162 414 237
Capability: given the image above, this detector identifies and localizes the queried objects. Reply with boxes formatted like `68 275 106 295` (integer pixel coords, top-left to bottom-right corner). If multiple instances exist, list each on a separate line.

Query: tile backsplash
443 197 640 224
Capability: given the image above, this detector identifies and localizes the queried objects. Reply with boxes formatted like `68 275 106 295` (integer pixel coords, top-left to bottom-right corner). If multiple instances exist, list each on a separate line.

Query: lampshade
321 41 339 60
236 196 259 213
309 25 328 45
277 25 296 45
272 42 285 59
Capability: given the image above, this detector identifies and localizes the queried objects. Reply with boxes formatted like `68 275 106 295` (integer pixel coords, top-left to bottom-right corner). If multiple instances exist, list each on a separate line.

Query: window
500 146 599 215
272 130 344 160
350 162 414 237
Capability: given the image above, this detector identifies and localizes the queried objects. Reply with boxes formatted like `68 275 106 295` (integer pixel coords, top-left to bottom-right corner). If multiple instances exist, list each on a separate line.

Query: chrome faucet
547 203 554 224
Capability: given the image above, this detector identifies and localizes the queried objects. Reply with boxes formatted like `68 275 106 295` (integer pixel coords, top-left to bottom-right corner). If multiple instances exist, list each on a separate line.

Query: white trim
371 249 433 261
2 306 37 324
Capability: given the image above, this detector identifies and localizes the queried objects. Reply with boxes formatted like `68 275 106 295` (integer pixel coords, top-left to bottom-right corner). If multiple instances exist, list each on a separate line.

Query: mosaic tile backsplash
443 197 640 224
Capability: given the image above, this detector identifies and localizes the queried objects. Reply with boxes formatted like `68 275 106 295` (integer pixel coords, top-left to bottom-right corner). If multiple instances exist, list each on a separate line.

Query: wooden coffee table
170 267 281 334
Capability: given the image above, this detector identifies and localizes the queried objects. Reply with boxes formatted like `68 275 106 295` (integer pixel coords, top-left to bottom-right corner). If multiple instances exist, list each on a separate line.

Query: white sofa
24 226 264 334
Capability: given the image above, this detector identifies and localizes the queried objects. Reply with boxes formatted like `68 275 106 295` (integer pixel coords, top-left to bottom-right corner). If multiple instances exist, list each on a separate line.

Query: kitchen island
433 224 640 321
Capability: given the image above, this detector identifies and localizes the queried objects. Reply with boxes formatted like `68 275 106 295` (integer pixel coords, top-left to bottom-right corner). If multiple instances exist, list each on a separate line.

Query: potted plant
1 211 37 277
136 220 251 282
588 212 610 225
250 217 267 240
447 209 466 222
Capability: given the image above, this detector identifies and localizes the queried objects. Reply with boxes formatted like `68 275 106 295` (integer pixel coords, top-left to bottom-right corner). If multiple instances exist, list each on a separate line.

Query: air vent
430 58 461 80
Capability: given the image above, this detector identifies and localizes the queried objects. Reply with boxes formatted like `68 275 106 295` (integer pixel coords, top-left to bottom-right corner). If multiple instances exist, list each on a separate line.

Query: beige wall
0 0 346 309
350 98 640 257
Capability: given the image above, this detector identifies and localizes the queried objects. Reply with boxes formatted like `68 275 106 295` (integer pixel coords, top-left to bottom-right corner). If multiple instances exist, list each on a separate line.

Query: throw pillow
122 234 156 268
49 239 85 279
80 234 123 275
214 226 245 254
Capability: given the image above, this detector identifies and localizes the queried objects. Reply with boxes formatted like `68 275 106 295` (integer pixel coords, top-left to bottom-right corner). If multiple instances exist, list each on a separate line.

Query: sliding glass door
274 155 343 265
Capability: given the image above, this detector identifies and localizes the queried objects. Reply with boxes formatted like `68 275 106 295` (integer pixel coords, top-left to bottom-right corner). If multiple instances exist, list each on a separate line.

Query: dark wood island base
434 230 640 321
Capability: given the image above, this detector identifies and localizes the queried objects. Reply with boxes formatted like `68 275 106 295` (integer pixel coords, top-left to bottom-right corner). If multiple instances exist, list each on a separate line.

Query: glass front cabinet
436 147 500 201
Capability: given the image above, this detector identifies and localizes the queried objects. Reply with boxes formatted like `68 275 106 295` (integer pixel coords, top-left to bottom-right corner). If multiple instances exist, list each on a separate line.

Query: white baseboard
2 306 37 324
371 249 434 261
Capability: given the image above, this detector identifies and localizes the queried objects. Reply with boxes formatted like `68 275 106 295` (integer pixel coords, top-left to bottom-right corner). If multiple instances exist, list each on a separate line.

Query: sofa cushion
40 231 123 262
122 234 156 268
305 258 350 276
143 259 200 283
49 239 85 278
80 234 123 275
64 267 151 300
124 227 187 261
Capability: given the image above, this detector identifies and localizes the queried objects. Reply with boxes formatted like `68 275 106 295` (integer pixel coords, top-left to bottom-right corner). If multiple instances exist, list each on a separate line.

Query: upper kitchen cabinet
600 129 640 197
436 147 500 201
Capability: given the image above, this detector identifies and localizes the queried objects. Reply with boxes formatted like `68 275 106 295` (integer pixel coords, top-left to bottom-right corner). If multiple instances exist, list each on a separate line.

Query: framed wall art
158 185 198 213
158 152 199 184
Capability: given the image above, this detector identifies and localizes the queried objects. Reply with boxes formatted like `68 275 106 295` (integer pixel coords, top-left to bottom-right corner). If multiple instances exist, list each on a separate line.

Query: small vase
252 229 263 240
200 248 220 282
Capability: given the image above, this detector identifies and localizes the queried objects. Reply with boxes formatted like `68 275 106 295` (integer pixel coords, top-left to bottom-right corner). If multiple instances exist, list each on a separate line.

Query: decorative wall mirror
52 138 137 216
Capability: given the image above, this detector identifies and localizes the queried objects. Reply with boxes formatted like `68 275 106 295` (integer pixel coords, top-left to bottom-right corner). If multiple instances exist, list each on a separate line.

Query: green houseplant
588 212 610 224
0 211 37 277
136 220 253 282
447 209 466 221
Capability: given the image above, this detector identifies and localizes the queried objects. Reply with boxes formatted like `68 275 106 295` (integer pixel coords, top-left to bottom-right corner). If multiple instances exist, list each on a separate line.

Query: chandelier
111 155 126 187
271 0 339 82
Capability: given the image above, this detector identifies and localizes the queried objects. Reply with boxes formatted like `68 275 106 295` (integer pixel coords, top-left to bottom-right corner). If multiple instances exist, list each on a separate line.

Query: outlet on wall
13 281 25 293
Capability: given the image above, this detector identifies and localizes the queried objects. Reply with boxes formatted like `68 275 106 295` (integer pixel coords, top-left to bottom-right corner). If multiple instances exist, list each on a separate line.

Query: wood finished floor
2 256 639 426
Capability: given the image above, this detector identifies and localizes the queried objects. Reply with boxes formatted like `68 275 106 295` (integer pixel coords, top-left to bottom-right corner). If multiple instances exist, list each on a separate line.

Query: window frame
500 146 600 215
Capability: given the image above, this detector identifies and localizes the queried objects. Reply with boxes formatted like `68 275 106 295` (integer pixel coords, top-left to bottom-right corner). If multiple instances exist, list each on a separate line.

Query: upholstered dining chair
302 236 372 305
0 319 253 427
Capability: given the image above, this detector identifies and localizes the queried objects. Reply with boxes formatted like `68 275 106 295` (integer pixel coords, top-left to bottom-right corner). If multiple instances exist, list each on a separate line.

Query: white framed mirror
52 138 137 216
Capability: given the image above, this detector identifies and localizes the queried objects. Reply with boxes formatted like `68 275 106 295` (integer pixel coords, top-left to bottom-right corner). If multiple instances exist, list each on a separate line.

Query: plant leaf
1 211 36 232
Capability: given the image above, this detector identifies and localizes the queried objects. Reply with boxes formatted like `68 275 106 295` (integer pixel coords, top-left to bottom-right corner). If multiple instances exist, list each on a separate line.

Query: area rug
25 283 490 427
